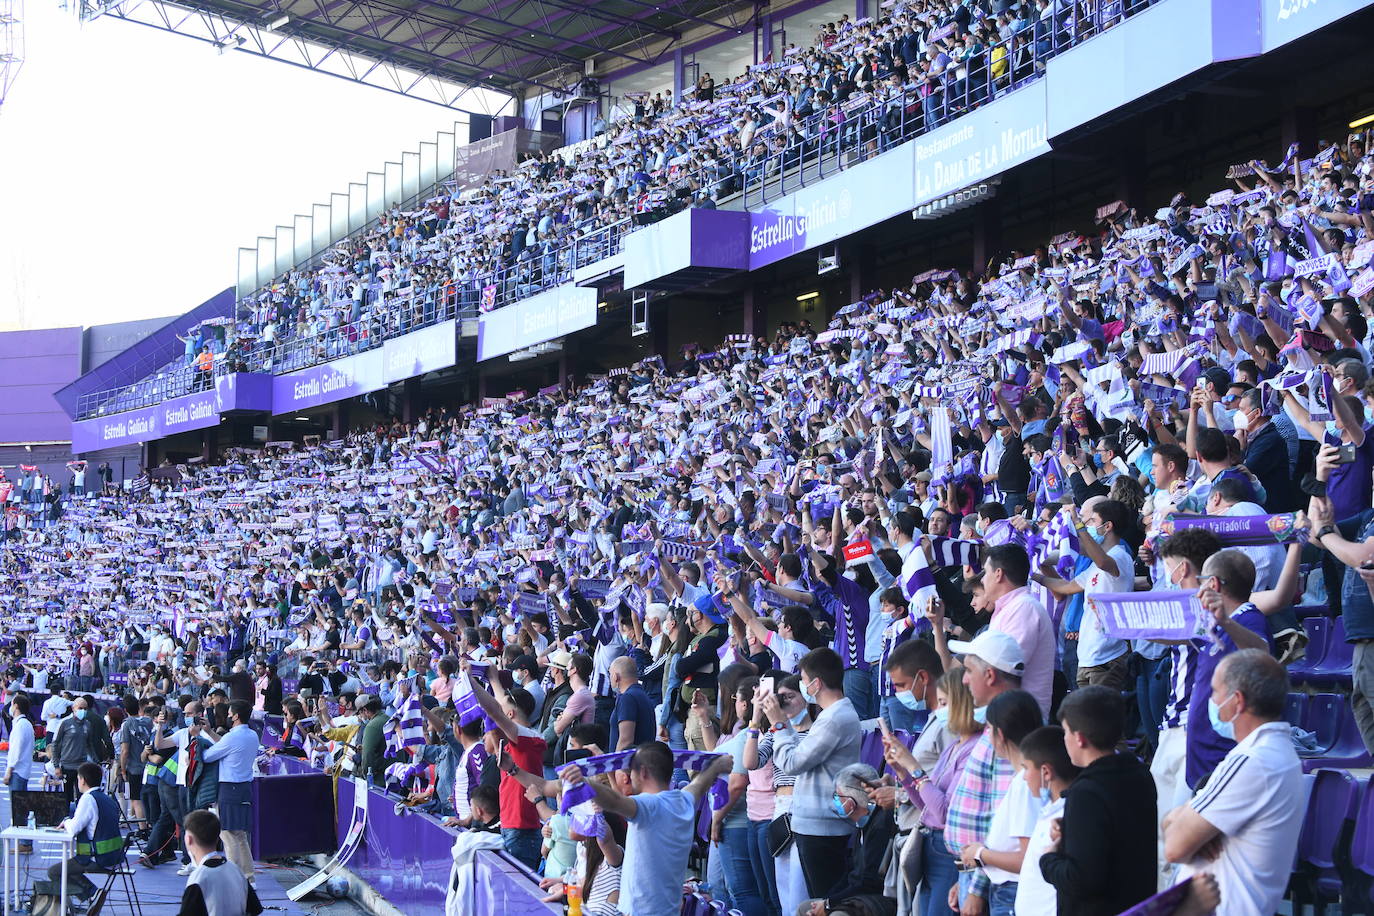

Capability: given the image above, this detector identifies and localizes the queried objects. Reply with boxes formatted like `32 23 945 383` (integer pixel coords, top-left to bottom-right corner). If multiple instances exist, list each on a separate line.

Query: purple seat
1301 694 1373 773
1284 692 1308 728
1294 604 1332 619
859 729 885 771
708 901 728 916
689 893 711 916
1348 774 1374 902
1289 617 1332 683
1305 616 1354 685
1292 768 1359 910
680 894 695 916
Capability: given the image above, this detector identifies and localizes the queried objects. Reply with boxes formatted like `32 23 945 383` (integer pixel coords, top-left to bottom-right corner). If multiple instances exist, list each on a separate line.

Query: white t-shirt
1015 795 1064 914
761 630 808 674
1074 542 1135 668
1178 721 1306 915
982 771 1041 885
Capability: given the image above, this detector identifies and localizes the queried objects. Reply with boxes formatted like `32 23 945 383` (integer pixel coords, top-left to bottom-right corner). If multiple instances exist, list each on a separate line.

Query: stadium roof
85 0 757 109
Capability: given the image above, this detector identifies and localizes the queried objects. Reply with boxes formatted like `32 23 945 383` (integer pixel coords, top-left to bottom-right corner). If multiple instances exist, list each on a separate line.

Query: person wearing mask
1012 727 1079 916
882 665 981 916
1032 499 1135 691
196 700 260 884
795 763 897 916
943 629 1025 915
956 691 1044 914
49 697 109 803
1039 686 1157 915
562 742 733 916
1184 550 1272 791
50 762 123 905
177 809 264 916
608 657 656 750
511 656 545 721
759 647 862 903
744 674 811 916
1164 649 1305 915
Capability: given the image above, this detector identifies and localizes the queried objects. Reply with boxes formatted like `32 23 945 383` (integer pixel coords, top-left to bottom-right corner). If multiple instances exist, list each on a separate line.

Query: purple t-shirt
1185 605 1272 790
1325 426 1374 521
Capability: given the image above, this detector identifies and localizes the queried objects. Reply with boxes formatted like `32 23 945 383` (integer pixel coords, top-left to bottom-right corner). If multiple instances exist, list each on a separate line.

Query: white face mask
1231 409 1250 432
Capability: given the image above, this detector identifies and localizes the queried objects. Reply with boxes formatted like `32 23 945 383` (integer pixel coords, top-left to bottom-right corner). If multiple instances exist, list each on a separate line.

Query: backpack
123 719 153 775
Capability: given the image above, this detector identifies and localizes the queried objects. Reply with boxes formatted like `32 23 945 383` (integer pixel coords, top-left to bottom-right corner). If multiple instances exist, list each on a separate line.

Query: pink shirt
431 675 454 703
990 586 1055 718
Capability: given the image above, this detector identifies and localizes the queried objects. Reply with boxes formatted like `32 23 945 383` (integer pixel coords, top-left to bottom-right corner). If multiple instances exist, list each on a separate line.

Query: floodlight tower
0 0 22 113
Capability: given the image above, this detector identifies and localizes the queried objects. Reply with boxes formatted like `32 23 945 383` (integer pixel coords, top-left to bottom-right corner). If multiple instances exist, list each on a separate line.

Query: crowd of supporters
5 86 1374 916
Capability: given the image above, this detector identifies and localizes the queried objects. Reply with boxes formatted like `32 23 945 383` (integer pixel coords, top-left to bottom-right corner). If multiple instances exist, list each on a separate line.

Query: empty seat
1291 768 1358 912
1345 774 1374 904
1289 617 1332 683
1301 694 1373 773
1285 692 1308 728
1305 617 1354 685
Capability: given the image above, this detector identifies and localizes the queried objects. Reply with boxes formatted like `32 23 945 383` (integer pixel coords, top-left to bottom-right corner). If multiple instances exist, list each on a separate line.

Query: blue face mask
1083 524 1104 543
895 690 926 712
789 709 808 727
73 708 87 721
799 679 817 705
972 706 987 725
929 707 948 725
1209 693 1238 741
1038 786 1052 806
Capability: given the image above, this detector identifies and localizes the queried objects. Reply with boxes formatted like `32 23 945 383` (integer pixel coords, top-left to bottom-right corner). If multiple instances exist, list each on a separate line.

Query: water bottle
26 811 35 830
563 869 582 916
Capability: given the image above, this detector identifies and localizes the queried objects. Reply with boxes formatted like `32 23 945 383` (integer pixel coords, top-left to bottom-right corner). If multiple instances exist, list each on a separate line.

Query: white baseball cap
948 630 1025 678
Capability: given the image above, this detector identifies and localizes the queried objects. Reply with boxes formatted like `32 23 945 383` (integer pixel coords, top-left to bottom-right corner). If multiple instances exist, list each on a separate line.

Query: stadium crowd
91 0 1161 416
4 120 1374 916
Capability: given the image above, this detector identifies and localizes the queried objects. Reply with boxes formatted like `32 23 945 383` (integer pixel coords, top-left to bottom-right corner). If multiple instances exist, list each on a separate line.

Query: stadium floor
0 769 334 915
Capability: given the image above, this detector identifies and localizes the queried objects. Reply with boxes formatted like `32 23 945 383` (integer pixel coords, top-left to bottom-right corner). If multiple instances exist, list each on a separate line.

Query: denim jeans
748 818 781 916
990 880 1018 915
502 827 542 871
882 695 920 734
1135 652 1171 749
842 668 877 722
6 772 27 793
1001 490 1029 516
917 829 958 916
145 782 184 863
720 824 766 916
666 716 688 785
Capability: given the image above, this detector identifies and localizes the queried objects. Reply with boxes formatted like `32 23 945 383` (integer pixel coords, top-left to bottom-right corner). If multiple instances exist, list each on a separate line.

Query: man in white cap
943 629 1027 916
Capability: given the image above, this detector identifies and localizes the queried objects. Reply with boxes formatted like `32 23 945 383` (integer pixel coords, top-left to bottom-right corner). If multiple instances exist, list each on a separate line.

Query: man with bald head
609 656 656 750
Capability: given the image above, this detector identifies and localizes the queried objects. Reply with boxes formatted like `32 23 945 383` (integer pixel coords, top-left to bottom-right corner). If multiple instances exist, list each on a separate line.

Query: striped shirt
877 615 917 697
944 730 1012 899
1161 643 1198 729
753 730 799 790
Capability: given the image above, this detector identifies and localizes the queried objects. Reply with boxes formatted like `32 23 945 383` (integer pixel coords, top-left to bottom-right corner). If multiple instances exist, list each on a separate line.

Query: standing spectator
1164 649 1305 914
608 657 656 750
980 544 1055 718
1039 686 1156 915
1013 727 1079 916
562 743 732 916
467 668 548 871
760 647 862 902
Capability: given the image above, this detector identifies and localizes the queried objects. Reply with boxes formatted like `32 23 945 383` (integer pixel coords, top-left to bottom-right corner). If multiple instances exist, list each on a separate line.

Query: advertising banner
70 373 273 453
749 144 917 270
913 80 1049 206
477 285 598 362
382 320 457 385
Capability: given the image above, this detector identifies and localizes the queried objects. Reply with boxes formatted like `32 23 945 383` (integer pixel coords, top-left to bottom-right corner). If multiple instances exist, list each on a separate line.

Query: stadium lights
1350 112 1374 129
265 14 289 30
796 291 820 302
294 416 310 421
213 34 246 53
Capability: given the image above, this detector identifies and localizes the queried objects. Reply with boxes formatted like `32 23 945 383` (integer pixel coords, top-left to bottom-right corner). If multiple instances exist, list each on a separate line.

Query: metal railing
77 0 1159 421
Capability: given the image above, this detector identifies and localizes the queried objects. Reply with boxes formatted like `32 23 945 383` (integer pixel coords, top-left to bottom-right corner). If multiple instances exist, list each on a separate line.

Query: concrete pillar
1113 124 1148 215
559 350 577 390
200 426 216 462
1281 105 1318 158
743 281 768 339
652 303 670 360
402 378 422 424
330 403 350 440
856 0 868 20
848 242 877 304
972 196 1002 275
674 49 685 100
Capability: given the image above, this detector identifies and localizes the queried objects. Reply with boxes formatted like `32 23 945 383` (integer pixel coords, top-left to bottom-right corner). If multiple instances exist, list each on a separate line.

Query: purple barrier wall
622 208 750 289
69 373 274 453
0 327 84 445
334 774 461 916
